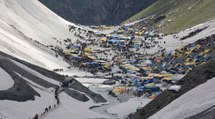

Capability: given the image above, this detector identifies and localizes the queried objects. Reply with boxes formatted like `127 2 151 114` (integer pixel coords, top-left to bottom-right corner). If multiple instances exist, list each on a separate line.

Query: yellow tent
187 68 192 72
126 65 140 71
196 44 201 49
64 51 72 55
126 80 132 87
163 77 172 81
132 40 141 44
153 73 164 78
178 54 183 58
201 62 206 65
117 29 124 34
113 87 126 94
84 48 93 53
203 49 210 54
135 32 140 35
190 47 195 51
120 40 126 43
140 77 153 80
100 37 108 42
185 51 192 55
130 67 140 71
184 62 190 66
199 52 204 56
106 34 112 37
141 66 151 71
97 60 106 63
145 82 155 87
84 53 96 60
190 60 196 65
178 48 183 52
148 93 158 99
104 63 112 69
203 54 208 58
161 73 174 77
87 55 96 60
185 58 191 62
121 63 129 67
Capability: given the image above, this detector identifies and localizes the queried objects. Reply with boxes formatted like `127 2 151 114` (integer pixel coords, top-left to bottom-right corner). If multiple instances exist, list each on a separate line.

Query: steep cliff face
39 0 157 25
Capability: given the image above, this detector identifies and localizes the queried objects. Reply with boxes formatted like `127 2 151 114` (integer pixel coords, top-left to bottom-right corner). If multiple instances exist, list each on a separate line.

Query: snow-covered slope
147 19 215 54
0 0 78 71
0 67 14 90
0 52 107 119
149 77 215 119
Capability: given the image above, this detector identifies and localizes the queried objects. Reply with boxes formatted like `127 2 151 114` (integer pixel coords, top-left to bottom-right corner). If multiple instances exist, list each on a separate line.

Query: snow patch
0 67 14 90
149 77 215 119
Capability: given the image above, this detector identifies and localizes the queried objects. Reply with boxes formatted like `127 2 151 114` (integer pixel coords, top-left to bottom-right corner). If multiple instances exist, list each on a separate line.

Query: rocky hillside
39 0 157 25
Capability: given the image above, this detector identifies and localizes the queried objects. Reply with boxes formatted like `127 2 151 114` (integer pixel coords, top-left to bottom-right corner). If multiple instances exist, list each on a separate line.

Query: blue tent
136 86 160 92
122 26 129 30
117 42 126 48
108 39 121 44
85 62 102 67
132 79 139 86
110 34 120 39
71 56 82 61
133 44 140 49
194 54 200 59
139 79 153 86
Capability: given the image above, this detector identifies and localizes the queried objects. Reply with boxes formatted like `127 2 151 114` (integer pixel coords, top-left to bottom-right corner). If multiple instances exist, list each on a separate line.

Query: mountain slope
0 1 109 118
130 57 215 119
125 0 215 33
0 51 107 119
39 0 157 25
0 0 93 77
149 76 215 119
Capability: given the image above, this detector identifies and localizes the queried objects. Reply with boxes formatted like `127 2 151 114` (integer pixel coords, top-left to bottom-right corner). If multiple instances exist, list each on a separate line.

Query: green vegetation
125 0 215 34
125 0 174 22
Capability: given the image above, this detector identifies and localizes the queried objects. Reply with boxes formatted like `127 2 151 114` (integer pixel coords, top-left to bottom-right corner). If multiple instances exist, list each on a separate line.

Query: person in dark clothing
45 108 48 112
57 98 60 105
55 86 60 95
139 68 147 76
33 114 38 119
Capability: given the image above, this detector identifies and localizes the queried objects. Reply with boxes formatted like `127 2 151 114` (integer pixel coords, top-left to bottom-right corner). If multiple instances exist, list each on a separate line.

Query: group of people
112 33 215 97
30 84 64 119
37 17 215 101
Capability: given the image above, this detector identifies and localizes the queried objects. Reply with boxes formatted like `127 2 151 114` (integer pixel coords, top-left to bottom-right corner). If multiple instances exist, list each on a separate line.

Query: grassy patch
124 0 215 34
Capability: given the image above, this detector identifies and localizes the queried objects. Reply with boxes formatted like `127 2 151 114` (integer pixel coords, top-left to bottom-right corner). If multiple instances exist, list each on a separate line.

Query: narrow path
89 86 119 119
31 88 61 119
31 80 75 119
0 112 7 119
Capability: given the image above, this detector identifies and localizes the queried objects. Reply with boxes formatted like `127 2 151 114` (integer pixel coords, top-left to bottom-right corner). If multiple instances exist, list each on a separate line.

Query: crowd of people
30 79 75 119
35 17 215 101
